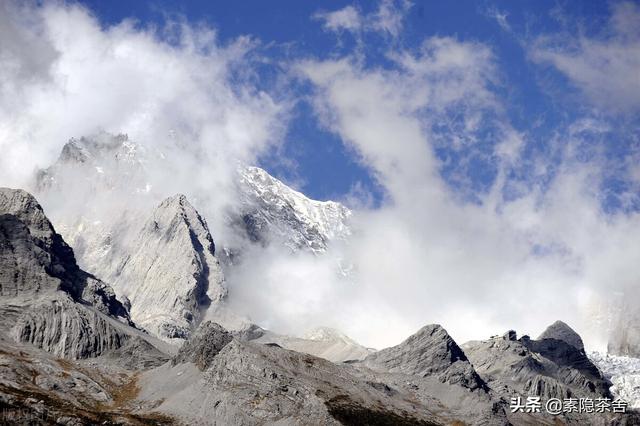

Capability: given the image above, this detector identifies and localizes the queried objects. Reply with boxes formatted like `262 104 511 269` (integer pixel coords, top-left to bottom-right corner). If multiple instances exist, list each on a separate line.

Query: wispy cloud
314 0 412 38
313 5 362 33
484 7 511 32
531 1 640 114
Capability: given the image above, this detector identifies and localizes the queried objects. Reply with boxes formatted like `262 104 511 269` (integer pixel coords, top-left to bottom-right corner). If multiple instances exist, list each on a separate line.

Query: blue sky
72 0 639 212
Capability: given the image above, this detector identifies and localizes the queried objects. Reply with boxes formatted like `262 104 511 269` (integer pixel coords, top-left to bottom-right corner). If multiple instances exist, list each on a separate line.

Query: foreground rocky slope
138 321 500 425
0 188 176 422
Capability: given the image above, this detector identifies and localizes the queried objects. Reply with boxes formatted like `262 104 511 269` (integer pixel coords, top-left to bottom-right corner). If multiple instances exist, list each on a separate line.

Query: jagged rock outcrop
462 326 624 424
538 320 585 352
463 325 612 401
110 194 226 342
362 324 487 391
0 213 62 296
0 188 129 321
34 136 230 343
172 321 233 370
0 188 142 360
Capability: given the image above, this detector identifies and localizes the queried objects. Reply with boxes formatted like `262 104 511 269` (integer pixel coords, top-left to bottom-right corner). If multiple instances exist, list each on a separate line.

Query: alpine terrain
0 134 638 425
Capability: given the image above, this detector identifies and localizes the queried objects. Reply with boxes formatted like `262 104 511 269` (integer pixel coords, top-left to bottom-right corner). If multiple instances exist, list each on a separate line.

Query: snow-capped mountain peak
235 166 352 252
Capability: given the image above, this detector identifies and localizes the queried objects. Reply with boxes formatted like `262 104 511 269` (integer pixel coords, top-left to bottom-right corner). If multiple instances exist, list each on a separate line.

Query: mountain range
1 133 639 425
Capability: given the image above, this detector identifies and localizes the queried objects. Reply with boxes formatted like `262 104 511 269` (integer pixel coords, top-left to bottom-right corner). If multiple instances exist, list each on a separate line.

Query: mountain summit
233 166 351 252
110 194 226 342
538 320 585 352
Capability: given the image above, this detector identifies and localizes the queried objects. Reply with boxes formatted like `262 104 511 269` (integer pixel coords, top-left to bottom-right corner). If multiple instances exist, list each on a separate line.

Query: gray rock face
110 194 227 342
172 321 233 370
538 320 585 352
464 326 612 402
362 324 487 391
0 188 158 361
0 330 175 425
0 213 62 296
12 296 130 359
0 188 129 321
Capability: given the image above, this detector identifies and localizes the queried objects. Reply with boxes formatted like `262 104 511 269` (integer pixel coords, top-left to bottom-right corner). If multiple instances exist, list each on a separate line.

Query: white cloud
485 8 511 32
371 0 412 38
0 2 286 193
531 2 640 113
314 0 412 38
314 6 362 33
